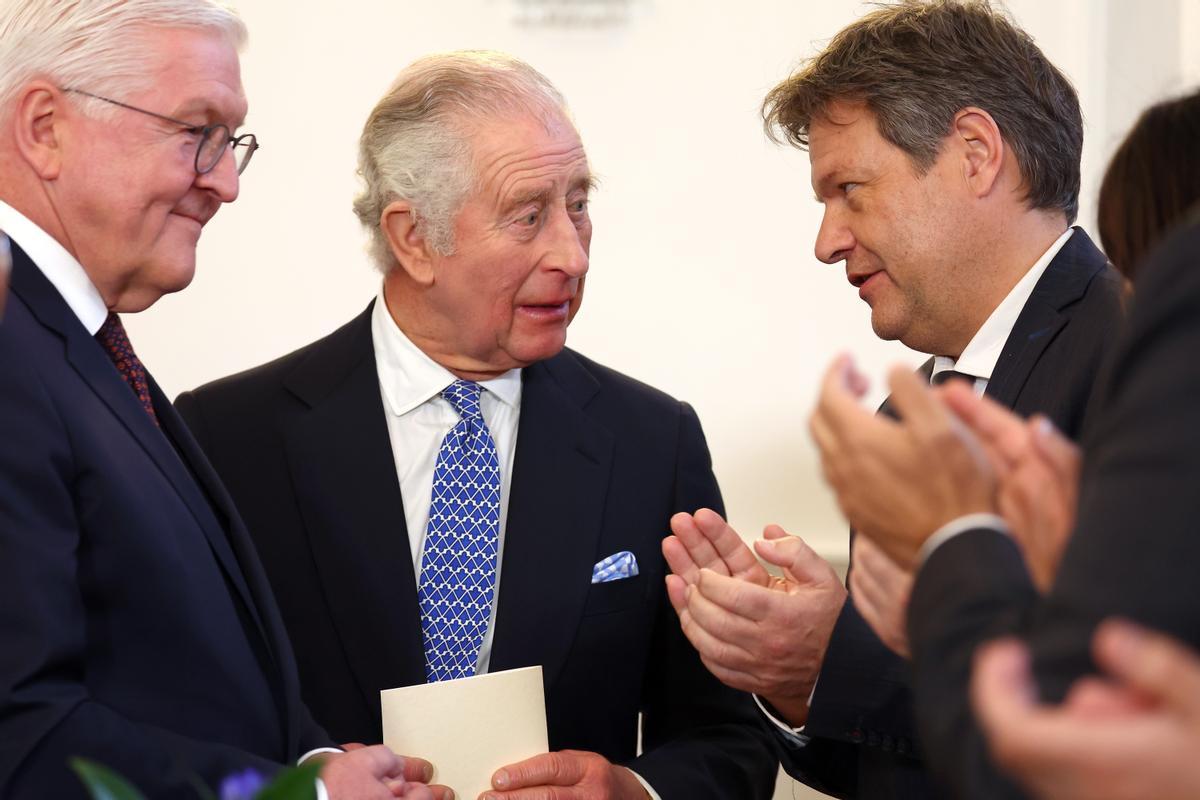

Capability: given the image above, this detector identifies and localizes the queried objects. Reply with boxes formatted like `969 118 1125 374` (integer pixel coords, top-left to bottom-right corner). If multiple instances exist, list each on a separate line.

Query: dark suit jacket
907 218 1200 799
175 304 779 799
779 229 1126 799
0 245 330 799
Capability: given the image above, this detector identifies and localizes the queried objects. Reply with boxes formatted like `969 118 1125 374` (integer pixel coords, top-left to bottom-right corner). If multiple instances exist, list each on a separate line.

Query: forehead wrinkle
490 145 590 205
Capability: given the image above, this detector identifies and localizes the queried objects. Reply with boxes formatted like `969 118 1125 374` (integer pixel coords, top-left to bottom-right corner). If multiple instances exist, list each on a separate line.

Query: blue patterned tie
417 380 502 682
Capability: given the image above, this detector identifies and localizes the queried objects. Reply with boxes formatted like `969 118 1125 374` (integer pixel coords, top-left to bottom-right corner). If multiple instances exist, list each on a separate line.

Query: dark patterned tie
95 312 158 425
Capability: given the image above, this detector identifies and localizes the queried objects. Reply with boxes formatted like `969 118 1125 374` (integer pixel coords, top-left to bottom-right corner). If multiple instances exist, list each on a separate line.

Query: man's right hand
663 509 847 726
321 745 452 799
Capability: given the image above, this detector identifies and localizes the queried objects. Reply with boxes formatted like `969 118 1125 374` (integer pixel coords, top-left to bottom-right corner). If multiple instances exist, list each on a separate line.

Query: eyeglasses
63 88 258 176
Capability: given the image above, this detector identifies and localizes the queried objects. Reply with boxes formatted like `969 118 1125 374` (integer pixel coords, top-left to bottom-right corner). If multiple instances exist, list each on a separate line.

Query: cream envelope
381 665 548 797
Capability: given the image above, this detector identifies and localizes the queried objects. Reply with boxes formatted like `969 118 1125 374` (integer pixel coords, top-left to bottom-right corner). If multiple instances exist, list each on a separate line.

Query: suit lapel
12 249 266 639
281 306 427 713
489 353 615 690
986 228 1108 409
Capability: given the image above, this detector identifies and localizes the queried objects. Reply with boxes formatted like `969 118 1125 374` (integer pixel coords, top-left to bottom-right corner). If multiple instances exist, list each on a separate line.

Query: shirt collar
0 199 109 335
935 228 1074 382
370 285 522 417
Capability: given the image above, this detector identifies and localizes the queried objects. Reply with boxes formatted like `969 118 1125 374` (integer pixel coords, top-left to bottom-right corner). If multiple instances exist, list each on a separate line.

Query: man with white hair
0 2 438 797
177 51 778 800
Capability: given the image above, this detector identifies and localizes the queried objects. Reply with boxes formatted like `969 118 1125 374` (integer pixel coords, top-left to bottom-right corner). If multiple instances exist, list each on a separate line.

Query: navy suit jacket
0 245 330 798
175 303 779 799
780 229 1126 799
907 218 1200 799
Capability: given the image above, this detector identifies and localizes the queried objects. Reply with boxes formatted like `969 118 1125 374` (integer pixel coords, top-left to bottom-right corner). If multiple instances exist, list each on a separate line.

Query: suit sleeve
0 345 287 799
905 222 1200 800
624 402 779 799
175 389 334 758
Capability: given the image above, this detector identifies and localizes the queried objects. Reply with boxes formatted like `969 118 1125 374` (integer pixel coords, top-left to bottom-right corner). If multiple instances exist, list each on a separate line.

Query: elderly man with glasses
0 2 440 798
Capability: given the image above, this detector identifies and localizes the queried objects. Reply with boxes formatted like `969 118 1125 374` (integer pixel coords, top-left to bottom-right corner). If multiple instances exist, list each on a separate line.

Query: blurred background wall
125 2 1199 794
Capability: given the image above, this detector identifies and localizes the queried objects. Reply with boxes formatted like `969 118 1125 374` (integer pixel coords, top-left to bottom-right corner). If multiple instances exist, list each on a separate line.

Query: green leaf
69 758 149 800
254 763 321 800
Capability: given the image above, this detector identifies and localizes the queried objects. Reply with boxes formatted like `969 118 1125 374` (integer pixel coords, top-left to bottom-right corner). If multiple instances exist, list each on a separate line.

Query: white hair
353 50 572 273
0 0 246 122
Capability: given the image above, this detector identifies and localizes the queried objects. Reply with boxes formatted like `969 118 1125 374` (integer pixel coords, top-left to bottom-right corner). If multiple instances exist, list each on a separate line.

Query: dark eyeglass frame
63 88 258 176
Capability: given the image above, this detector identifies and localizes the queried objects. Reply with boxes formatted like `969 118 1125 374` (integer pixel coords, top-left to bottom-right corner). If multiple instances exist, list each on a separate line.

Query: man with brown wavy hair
663 2 1125 798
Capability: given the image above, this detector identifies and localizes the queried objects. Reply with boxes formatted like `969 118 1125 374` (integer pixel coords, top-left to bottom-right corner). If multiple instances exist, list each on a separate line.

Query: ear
381 200 436 286
12 82 69 180
951 107 1005 199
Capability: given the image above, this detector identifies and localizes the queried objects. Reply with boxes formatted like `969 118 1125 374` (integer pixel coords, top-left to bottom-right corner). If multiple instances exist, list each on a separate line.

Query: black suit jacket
780 229 1126 799
175 304 778 799
0 245 330 798
907 218 1200 799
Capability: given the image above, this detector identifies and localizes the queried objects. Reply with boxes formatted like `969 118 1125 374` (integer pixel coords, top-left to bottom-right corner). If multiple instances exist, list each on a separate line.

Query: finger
350 745 404 780
693 508 770 584
887 367 954 438
1062 675 1148 718
971 638 1038 736
694 568 773 621
668 511 729 577
1093 619 1200 713
492 751 584 790
399 756 435 784
681 582 764 672
391 783 435 800
754 534 835 587
340 741 368 751
1031 415 1082 485
662 534 701 585
664 574 689 617
813 354 874 441
941 383 1030 467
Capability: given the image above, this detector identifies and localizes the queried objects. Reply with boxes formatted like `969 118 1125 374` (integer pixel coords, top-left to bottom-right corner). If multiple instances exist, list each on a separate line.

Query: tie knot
931 369 975 387
441 380 484 422
96 312 132 352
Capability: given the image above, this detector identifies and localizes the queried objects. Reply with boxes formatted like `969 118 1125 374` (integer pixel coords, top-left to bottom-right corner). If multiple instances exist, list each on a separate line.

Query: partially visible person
973 619 1200 800
846 86 1200 654
176 51 777 800
0 2 435 797
661 2 1124 797
1098 88 1200 282
808 209 1200 799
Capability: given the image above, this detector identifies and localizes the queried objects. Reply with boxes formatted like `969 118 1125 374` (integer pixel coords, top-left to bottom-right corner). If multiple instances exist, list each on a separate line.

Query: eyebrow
504 173 598 213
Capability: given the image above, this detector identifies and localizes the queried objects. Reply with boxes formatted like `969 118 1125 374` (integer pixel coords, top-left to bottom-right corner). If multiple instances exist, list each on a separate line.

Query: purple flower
220 768 268 800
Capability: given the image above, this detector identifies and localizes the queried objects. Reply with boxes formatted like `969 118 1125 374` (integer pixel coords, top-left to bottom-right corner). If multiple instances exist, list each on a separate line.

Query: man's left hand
483 750 649 799
809 356 996 567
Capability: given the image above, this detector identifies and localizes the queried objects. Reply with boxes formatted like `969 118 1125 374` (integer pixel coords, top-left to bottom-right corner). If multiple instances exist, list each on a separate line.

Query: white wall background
124 4 1198 793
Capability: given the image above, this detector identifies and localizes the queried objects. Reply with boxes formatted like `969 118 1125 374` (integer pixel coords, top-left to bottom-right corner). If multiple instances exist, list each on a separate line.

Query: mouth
848 271 885 301
516 299 573 320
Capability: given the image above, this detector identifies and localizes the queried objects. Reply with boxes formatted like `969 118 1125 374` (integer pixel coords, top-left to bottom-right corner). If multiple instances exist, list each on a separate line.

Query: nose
547 207 589 279
814 205 854 264
194 144 240 203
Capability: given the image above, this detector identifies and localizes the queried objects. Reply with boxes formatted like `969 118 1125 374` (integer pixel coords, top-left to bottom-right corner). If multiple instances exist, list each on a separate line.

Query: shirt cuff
753 694 810 747
627 768 662 800
299 748 343 800
917 513 1009 566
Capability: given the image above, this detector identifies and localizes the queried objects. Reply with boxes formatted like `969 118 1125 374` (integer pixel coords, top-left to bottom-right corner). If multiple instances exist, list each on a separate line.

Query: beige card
381 665 548 797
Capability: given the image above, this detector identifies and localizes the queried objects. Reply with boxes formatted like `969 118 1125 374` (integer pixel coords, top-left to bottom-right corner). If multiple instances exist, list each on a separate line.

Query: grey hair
353 50 570 273
0 0 246 123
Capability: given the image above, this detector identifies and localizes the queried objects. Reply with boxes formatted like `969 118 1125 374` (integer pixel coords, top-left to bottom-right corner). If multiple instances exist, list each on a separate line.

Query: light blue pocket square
591 551 639 584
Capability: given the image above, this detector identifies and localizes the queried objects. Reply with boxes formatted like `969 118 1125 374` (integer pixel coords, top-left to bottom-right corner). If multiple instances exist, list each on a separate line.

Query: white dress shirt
0 200 108 333
370 287 522 675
